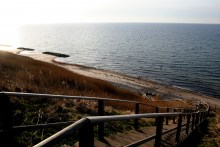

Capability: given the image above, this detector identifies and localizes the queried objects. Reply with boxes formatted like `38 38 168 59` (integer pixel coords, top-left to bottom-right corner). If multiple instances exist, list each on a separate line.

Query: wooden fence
0 92 209 147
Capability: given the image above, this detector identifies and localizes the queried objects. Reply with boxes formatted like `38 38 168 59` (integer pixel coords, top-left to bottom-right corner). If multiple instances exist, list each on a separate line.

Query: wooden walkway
1 92 207 147
73 120 191 147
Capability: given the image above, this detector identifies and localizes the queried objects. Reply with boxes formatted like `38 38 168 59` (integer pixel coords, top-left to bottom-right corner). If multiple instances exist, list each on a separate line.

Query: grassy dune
0 51 142 100
0 51 191 146
0 51 189 108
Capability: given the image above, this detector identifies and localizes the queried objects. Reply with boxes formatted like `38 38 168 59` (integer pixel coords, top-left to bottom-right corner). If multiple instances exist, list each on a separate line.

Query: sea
4 23 220 98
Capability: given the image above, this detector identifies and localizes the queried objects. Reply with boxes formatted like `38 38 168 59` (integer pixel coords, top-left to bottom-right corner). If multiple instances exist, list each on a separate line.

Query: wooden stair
92 121 190 147
71 119 195 147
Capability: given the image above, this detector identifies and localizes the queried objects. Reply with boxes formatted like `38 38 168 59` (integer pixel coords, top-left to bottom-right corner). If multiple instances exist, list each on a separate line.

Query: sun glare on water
0 24 20 51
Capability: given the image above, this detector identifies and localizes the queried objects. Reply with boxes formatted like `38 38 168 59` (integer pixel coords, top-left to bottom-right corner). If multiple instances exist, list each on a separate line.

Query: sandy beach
1 46 220 109
49 60 220 109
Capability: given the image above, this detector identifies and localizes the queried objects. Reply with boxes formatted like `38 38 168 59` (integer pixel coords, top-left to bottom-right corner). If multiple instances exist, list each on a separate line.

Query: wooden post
166 108 169 125
98 100 104 140
186 114 191 135
176 114 183 142
79 119 94 147
0 94 13 146
205 111 208 119
191 113 195 130
155 116 163 147
155 107 159 113
195 113 200 126
203 112 206 120
134 103 140 130
200 112 203 122
183 109 186 119
208 106 210 115
155 107 159 125
173 109 176 124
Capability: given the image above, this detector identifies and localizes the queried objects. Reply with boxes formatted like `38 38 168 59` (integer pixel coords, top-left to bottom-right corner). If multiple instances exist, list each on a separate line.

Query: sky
0 0 220 25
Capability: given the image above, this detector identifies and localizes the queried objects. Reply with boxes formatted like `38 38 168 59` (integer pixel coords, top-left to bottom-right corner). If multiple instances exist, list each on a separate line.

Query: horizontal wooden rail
0 92 207 147
12 121 75 131
1 92 136 103
34 113 181 147
87 112 182 123
0 92 195 111
34 118 88 147
34 111 208 147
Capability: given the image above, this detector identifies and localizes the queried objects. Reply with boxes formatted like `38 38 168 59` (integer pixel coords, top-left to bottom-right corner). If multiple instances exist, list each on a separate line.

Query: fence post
166 108 169 125
205 111 208 118
203 112 206 120
176 114 183 142
201 112 203 122
183 109 186 119
155 107 159 125
186 114 191 135
173 109 176 124
98 100 104 140
155 116 163 147
0 93 13 146
195 113 200 127
134 103 140 130
191 113 195 130
79 119 94 147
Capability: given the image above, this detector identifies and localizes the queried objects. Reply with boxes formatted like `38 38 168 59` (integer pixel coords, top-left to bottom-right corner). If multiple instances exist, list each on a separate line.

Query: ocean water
15 23 220 98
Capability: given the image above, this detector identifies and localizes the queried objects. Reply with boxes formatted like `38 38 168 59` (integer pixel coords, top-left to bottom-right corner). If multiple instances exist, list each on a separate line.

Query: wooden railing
34 111 208 147
0 92 208 147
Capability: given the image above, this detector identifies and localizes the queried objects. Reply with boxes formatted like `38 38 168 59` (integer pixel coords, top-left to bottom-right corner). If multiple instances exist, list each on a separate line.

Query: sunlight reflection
0 24 20 49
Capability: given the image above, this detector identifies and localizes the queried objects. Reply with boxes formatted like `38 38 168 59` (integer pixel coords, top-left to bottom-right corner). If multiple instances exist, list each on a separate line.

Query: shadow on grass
178 117 213 147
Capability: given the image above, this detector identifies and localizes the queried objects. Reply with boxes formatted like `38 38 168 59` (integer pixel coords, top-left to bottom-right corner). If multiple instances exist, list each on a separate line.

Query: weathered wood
0 92 207 147
176 114 183 142
191 113 195 130
200 112 203 122
195 113 200 127
183 109 186 119
186 114 191 135
0 94 13 146
155 116 163 147
98 100 104 140
173 109 176 124
155 107 159 125
134 103 140 130
79 119 94 147
166 108 169 125
204 112 207 120
33 118 88 147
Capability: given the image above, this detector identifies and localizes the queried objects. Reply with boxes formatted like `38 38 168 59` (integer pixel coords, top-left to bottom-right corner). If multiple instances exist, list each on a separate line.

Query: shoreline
18 49 220 108
1 46 220 109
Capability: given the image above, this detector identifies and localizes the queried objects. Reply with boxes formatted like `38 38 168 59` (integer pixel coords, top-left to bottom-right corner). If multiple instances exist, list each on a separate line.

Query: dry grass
0 51 142 101
0 51 194 146
0 51 190 110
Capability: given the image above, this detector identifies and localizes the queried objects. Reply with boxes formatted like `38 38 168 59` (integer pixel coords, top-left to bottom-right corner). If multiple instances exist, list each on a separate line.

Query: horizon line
18 21 220 25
